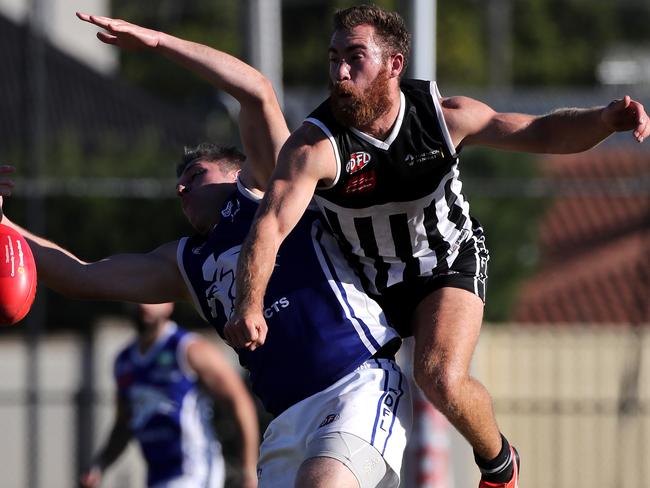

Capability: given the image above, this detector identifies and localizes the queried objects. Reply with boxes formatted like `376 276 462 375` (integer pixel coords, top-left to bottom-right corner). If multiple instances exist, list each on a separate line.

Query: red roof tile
513 147 650 325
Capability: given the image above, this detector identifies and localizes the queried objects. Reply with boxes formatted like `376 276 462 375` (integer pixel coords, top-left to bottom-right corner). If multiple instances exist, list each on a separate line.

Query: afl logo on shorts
345 152 371 174
318 413 340 428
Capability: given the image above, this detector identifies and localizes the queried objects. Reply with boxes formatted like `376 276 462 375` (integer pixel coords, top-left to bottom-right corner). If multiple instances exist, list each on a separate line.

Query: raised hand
76 12 161 51
602 95 649 143
0 165 16 222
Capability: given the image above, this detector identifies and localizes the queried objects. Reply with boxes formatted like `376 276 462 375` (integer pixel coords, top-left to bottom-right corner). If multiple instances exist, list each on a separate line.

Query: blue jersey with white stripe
114 323 222 487
177 181 400 416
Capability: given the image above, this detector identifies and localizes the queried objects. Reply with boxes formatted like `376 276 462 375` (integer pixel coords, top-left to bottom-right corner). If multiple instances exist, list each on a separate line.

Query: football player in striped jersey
229 5 649 488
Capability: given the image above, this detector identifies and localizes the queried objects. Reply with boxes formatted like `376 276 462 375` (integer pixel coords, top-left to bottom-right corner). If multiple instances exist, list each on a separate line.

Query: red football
0 224 37 325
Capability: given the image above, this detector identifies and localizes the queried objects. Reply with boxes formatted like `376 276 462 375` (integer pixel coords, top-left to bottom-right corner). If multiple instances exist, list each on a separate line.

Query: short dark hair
333 4 411 72
176 142 246 178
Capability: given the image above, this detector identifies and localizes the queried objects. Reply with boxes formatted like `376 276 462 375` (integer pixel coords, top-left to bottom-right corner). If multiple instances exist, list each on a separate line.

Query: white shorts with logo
257 358 412 487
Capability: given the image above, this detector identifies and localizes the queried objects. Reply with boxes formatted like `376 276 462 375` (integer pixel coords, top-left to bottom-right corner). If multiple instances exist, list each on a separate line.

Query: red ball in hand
0 224 37 325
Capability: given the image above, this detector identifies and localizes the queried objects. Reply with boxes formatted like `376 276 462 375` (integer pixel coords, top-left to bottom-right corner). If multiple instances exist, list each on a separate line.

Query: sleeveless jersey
114 323 223 487
177 180 399 416
306 79 474 294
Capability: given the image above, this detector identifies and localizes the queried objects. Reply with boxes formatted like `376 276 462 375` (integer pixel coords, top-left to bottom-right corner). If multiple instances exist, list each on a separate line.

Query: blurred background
0 0 648 487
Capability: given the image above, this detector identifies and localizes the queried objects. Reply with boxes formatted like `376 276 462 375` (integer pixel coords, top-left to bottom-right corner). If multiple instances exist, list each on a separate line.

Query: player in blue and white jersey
177 176 400 418
0 13 412 488
80 302 255 488
174 146 410 488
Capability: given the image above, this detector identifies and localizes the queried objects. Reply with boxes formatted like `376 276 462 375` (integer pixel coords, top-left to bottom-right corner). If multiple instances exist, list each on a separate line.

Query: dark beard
329 68 392 131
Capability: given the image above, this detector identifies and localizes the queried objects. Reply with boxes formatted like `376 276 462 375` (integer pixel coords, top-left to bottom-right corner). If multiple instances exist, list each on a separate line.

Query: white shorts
257 358 412 488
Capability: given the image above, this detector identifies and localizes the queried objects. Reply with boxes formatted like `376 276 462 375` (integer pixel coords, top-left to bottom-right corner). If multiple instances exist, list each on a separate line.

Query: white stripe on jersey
472 234 480 296
305 117 343 190
431 82 459 159
313 162 472 293
177 333 199 381
310 221 398 354
179 390 222 487
176 237 208 323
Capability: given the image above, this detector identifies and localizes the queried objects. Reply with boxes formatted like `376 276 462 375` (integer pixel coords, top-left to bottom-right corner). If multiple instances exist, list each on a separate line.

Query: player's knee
414 363 465 408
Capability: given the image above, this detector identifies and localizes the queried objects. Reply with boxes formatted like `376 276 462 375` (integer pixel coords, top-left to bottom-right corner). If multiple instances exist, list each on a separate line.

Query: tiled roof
513 147 650 325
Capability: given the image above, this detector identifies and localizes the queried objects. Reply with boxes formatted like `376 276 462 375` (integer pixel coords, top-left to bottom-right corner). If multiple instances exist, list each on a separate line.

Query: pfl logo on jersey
345 152 371 174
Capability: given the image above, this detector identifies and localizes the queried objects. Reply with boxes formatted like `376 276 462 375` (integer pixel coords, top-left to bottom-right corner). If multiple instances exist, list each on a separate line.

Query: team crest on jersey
318 413 340 428
201 245 241 320
345 152 371 174
157 351 175 367
344 169 376 194
221 199 241 221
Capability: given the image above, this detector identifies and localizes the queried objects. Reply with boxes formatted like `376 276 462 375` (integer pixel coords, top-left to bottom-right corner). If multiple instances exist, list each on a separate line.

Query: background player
227 5 650 488
0 13 411 488
79 302 258 488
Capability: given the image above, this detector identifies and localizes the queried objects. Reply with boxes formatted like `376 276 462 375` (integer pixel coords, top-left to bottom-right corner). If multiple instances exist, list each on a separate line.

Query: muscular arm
444 95 649 154
77 13 289 192
224 125 337 349
186 338 259 487
1 216 188 303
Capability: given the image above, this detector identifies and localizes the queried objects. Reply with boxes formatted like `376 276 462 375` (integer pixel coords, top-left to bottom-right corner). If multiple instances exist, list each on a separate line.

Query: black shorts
372 224 489 337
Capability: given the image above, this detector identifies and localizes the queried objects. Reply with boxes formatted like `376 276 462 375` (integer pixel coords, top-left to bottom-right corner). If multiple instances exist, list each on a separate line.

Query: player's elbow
242 76 277 108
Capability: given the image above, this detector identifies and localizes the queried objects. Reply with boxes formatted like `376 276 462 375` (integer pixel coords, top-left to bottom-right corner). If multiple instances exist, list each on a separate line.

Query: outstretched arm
5 216 187 303
444 95 649 154
1 167 187 303
79 398 132 488
224 125 337 350
0 164 13 222
187 338 260 488
77 12 289 192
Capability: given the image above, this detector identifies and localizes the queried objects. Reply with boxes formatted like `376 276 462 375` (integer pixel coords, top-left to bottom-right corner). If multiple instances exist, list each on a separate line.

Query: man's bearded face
329 65 392 129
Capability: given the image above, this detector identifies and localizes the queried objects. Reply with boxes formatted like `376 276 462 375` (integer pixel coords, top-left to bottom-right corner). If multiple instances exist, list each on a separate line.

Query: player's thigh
295 457 358 488
296 431 397 488
412 286 484 376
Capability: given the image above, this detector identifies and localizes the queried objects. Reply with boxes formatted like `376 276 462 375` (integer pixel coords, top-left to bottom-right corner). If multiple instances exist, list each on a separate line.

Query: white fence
0 322 648 488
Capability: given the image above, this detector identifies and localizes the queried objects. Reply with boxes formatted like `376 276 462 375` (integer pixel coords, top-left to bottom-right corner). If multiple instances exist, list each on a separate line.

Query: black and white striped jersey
305 79 474 294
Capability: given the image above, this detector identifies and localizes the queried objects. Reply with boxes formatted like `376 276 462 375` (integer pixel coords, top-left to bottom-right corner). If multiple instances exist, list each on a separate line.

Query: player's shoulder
280 123 333 160
441 95 495 128
441 94 482 110
298 120 332 143
114 341 135 369
154 239 185 261
400 78 433 94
